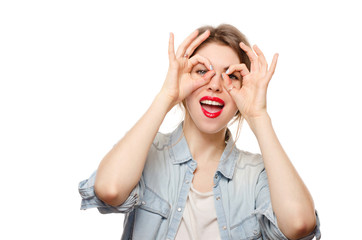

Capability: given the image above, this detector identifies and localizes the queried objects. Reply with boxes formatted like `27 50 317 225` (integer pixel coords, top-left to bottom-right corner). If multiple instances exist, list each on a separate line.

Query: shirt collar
169 122 239 180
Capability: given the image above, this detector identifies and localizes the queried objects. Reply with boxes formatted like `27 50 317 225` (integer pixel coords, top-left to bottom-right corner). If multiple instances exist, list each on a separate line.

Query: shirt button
177 207 182 212
223 226 227 230
141 201 146 205
185 180 189 184
214 174 218 179
216 196 220 200
253 230 259 235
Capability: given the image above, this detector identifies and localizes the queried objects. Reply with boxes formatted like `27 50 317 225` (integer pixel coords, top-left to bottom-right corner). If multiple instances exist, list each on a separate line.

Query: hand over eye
222 43 279 120
160 31 215 107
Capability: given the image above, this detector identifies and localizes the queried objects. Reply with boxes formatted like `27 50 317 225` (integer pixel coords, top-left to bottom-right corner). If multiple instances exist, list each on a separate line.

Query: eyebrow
195 63 237 72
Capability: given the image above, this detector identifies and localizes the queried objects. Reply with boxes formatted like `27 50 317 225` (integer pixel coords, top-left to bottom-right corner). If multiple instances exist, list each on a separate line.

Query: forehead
195 43 240 67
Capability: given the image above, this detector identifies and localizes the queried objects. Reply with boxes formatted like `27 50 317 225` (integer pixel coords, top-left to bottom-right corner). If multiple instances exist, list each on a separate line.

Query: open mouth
200 96 225 118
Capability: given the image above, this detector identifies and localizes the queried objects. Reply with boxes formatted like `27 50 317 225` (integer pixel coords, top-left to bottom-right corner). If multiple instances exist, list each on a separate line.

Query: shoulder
232 148 265 181
151 131 172 151
143 132 172 166
235 148 264 169
149 124 184 155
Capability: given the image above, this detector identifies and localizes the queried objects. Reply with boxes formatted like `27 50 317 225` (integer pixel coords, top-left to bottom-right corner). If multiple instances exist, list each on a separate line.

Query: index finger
188 54 213 71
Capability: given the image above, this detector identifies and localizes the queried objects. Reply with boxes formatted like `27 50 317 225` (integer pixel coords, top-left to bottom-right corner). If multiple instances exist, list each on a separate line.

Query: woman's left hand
222 43 278 121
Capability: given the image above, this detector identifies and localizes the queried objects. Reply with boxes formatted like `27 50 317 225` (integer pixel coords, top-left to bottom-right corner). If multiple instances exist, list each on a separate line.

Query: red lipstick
199 96 225 118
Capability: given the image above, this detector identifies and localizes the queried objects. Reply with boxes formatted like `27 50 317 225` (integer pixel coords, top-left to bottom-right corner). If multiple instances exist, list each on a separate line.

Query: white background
1 0 361 239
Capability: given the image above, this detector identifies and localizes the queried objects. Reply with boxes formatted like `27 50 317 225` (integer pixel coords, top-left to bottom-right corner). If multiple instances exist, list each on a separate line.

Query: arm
249 113 316 240
94 30 215 207
94 93 172 206
223 43 316 239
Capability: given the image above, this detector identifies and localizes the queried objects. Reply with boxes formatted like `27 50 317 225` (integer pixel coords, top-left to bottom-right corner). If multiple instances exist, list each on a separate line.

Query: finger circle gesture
161 30 215 106
223 42 279 120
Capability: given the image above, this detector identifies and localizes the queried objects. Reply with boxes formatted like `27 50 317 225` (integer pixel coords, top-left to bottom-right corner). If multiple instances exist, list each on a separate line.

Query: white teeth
200 100 224 106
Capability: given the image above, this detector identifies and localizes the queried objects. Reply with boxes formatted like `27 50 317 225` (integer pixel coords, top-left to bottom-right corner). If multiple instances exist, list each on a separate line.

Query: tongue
202 104 223 113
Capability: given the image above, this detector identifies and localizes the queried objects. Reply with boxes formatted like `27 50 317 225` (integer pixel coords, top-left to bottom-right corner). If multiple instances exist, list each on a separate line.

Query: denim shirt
79 123 321 240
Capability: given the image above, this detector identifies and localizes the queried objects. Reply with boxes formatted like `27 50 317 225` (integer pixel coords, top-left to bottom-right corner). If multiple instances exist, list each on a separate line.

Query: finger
168 32 176 62
222 73 237 96
192 70 215 90
239 42 259 72
188 54 213 71
253 45 268 73
175 30 199 58
265 53 279 81
184 30 210 58
226 63 250 77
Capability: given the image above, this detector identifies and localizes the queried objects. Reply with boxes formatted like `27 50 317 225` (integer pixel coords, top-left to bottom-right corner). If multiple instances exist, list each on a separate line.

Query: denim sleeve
255 169 321 240
78 171 145 214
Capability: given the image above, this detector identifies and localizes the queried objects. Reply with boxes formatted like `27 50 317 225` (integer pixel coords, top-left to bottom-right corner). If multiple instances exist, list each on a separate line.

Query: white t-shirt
175 184 221 240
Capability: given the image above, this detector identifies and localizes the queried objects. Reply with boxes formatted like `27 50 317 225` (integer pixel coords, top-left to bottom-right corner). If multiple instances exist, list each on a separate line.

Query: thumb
192 70 215 90
222 73 237 97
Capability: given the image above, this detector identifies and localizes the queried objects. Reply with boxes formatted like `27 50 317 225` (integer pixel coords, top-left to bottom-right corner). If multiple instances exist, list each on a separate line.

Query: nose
207 73 223 92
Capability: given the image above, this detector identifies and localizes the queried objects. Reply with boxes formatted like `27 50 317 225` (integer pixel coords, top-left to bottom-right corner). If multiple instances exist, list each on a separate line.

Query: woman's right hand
160 30 215 108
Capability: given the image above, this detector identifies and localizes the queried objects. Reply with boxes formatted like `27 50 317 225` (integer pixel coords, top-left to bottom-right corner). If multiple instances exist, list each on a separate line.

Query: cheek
184 95 197 113
229 102 239 114
190 71 202 80
232 80 242 88
226 96 239 114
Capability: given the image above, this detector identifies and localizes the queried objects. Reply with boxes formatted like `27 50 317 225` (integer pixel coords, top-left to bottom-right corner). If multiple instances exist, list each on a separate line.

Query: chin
197 121 226 135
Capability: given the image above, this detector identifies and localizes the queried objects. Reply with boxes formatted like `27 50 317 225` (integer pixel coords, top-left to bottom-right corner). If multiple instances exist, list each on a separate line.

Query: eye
196 69 207 75
228 74 239 80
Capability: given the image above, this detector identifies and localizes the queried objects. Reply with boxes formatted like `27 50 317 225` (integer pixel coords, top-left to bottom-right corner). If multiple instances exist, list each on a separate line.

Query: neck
183 115 227 163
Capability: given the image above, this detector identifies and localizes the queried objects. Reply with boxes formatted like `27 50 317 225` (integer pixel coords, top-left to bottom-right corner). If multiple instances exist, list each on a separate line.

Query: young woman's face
185 43 241 134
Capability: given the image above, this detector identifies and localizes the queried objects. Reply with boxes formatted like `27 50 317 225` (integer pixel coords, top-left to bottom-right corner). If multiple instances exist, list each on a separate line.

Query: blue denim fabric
79 123 321 240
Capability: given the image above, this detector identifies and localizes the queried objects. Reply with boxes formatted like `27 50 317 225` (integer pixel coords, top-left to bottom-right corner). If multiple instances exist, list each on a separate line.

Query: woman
79 24 321 240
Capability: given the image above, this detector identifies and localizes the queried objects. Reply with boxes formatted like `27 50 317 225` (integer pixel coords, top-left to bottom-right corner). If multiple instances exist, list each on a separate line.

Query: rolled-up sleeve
78 171 145 214
255 169 321 240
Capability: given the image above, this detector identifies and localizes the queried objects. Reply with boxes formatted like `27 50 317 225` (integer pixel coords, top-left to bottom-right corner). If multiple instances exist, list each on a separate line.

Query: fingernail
210 65 213 70
225 69 229 74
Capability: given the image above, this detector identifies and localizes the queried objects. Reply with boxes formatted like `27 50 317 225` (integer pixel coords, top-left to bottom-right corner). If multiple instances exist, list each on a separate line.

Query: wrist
155 91 177 113
245 112 272 136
